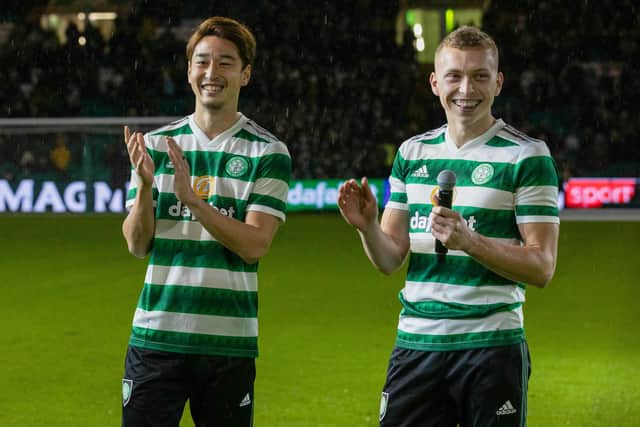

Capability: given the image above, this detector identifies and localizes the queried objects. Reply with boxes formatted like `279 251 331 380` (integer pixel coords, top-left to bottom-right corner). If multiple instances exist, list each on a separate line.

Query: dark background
1 0 638 181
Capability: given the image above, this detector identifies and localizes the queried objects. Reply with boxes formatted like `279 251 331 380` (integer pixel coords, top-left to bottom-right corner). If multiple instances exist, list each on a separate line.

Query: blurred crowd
0 0 638 182
484 0 640 181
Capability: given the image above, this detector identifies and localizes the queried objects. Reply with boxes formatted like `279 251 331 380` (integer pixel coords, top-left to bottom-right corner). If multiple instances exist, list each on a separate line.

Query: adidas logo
411 165 429 178
239 393 251 407
496 400 517 416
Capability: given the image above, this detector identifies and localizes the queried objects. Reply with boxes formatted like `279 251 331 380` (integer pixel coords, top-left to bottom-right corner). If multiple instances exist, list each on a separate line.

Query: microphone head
437 170 457 191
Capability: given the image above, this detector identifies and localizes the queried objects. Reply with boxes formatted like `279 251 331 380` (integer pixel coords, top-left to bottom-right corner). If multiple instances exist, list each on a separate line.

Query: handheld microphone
435 170 457 260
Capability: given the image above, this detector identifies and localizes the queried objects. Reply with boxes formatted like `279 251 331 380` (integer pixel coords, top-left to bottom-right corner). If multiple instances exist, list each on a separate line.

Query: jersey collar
445 118 506 153
188 113 248 146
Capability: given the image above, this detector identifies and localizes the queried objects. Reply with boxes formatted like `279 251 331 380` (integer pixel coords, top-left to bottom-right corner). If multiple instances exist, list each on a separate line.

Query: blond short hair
435 26 499 67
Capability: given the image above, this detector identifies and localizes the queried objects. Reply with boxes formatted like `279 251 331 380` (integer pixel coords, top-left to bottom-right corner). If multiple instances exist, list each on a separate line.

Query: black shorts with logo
122 346 255 427
379 342 531 427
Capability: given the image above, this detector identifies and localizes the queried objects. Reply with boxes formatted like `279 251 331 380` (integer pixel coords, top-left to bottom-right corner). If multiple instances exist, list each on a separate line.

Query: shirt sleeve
246 142 291 222
385 145 409 211
513 142 560 224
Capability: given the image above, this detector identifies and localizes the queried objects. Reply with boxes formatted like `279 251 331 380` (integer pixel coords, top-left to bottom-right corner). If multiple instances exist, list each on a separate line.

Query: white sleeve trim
516 215 560 224
247 205 286 222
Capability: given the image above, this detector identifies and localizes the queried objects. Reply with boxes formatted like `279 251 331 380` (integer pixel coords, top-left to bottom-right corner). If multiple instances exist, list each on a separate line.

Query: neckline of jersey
188 113 248 146
445 118 505 154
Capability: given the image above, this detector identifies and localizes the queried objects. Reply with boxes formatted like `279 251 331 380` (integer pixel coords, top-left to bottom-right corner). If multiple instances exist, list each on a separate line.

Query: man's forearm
122 185 155 258
186 198 274 264
358 223 408 275
464 230 557 288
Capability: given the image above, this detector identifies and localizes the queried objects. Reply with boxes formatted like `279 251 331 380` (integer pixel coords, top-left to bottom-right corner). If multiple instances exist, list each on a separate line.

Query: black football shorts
122 345 255 427
379 342 530 427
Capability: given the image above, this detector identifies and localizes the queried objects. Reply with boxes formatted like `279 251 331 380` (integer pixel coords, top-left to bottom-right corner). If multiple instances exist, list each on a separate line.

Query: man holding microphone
338 26 559 426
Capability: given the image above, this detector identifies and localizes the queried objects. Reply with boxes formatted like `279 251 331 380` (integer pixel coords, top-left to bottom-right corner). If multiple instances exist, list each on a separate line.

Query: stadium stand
0 0 638 180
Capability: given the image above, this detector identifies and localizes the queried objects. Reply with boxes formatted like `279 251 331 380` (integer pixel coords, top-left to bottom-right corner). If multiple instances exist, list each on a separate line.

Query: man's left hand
430 206 472 251
166 136 199 206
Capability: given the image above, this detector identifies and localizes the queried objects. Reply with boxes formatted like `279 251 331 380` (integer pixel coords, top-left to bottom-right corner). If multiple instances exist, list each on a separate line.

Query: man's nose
204 62 217 78
458 77 474 95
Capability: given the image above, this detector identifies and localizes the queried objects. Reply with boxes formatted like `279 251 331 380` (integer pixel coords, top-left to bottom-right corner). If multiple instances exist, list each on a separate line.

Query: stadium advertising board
286 179 389 211
5 176 637 213
564 178 638 208
0 178 390 213
0 179 126 213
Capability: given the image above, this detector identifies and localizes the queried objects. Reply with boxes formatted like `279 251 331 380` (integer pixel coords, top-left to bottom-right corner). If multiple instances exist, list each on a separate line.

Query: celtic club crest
122 379 133 407
471 163 494 185
225 156 249 177
379 392 389 421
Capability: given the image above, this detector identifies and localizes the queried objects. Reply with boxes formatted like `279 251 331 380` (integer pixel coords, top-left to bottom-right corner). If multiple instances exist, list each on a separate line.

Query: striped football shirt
125 113 291 357
386 119 559 351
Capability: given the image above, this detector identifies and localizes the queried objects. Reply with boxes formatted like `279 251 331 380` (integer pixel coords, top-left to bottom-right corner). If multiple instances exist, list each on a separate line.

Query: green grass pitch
0 213 638 426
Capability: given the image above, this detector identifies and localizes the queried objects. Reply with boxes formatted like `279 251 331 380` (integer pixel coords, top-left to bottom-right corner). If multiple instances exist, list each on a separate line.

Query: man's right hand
124 126 154 187
337 177 378 232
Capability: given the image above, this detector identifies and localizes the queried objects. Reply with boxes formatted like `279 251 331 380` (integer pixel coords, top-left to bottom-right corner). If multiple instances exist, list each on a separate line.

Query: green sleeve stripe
247 193 287 212
516 205 559 217
256 153 291 183
150 238 258 272
407 253 518 286
389 192 408 203
391 151 408 180
399 293 522 319
514 156 559 187
396 328 524 351
130 327 258 357
137 284 257 317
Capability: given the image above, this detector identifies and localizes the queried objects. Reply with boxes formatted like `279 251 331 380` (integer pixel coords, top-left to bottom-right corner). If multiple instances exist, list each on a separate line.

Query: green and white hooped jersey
125 113 291 358
387 119 559 352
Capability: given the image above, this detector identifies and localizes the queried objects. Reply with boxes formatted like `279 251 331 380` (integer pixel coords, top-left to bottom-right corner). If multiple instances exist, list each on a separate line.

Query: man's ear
495 71 504 96
187 61 192 84
429 72 439 96
241 64 251 86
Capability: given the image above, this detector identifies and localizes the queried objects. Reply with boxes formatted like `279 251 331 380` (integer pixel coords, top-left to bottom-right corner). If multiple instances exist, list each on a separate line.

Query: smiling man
121 17 291 427
338 26 559 426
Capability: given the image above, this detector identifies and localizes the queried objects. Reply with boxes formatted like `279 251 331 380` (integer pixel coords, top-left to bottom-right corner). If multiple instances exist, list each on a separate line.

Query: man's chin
199 99 224 110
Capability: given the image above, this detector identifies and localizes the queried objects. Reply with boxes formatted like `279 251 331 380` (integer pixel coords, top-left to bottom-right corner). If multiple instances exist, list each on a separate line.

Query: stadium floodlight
413 23 423 37
89 12 118 21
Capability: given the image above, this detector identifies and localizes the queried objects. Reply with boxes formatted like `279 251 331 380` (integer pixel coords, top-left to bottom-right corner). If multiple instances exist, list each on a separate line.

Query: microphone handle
435 189 454 256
